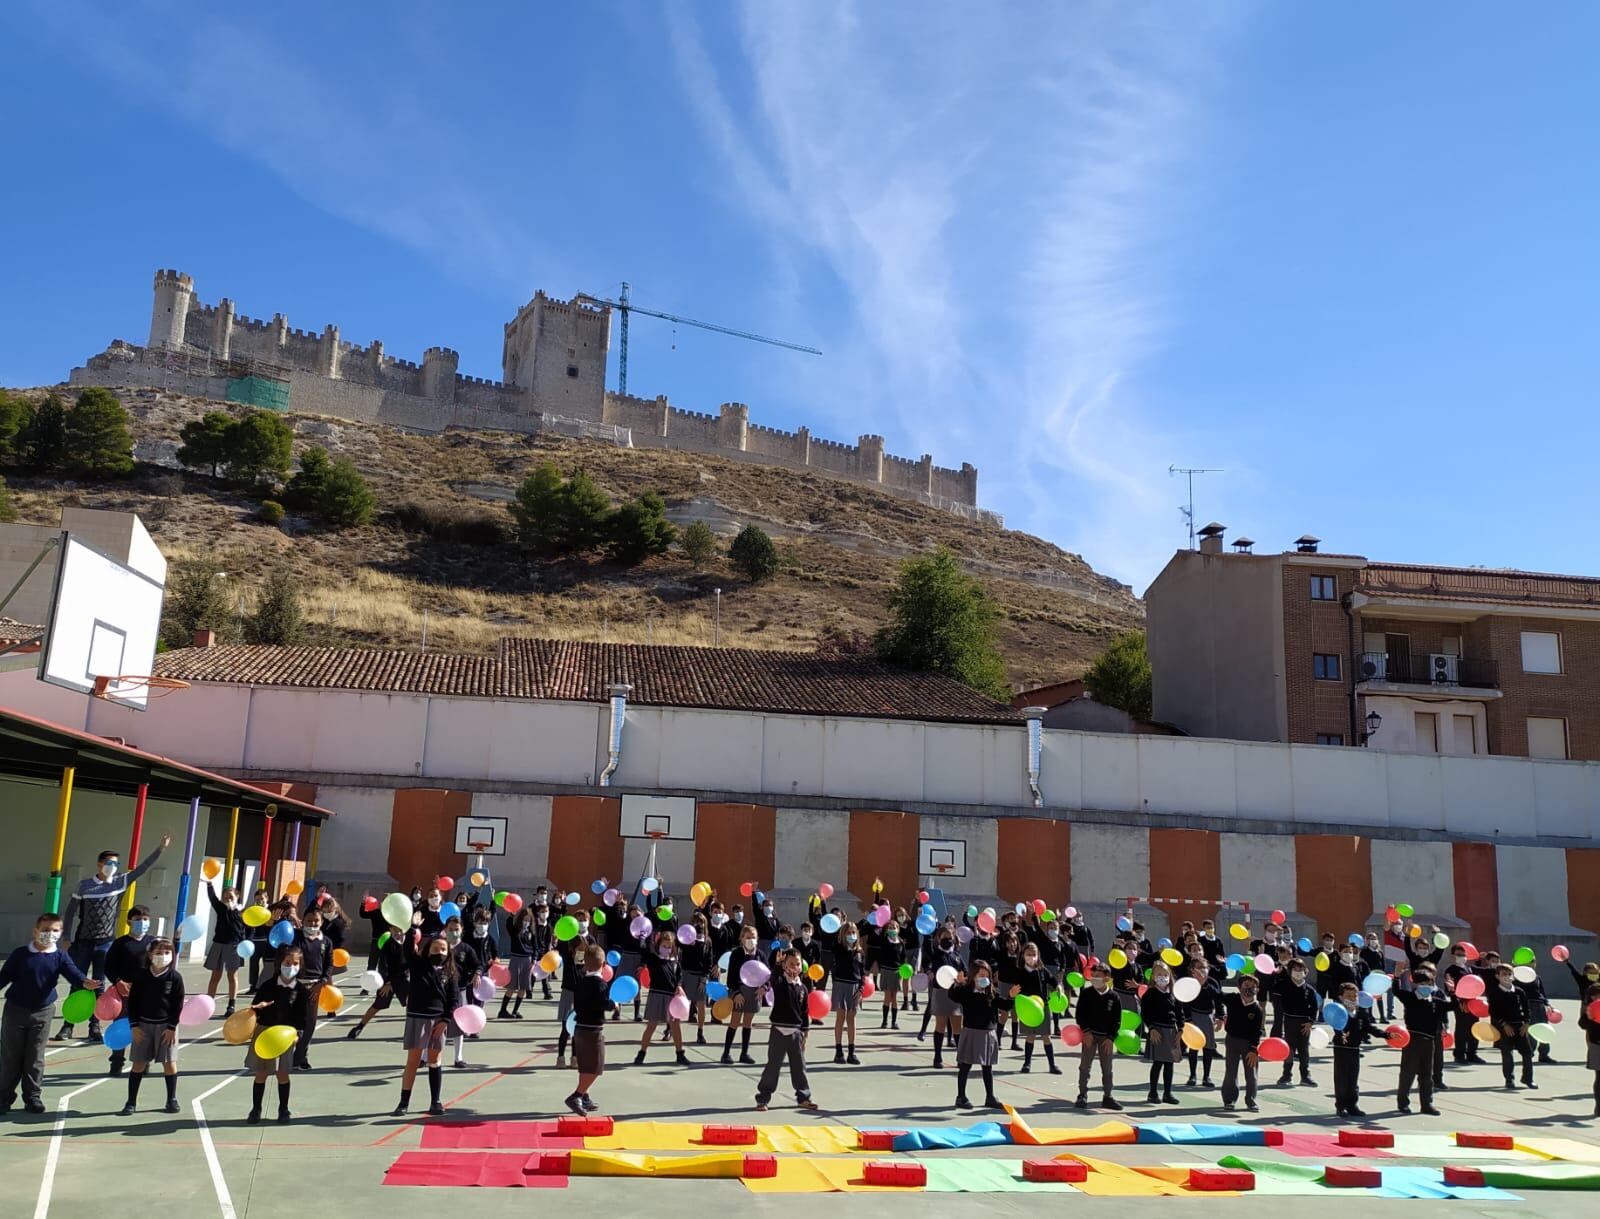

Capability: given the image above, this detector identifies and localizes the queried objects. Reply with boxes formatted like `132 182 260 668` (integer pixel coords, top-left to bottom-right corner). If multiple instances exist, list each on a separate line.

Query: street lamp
1360 709 1383 746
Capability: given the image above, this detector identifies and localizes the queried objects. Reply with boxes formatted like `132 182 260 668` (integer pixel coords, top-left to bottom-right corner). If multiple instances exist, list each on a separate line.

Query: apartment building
1146 524 1600 760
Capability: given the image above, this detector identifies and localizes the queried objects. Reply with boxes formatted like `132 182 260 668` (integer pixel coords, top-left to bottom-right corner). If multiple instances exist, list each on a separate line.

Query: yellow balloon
807 963 825 982
1229 923 1250 941
317 985 344 1013
540 951 561 974
201 858 222 880
1181 1022 1207 1051
253 1024 299 1060
1107 948 1128 970
1314 952 1331 971
242 904 272 927
285 879 305 897
1471 1019 1500 1044
711 997 734 1021
222 1008 257 1045
690 882 712 907
470 871 486 887
1161 948 1185 967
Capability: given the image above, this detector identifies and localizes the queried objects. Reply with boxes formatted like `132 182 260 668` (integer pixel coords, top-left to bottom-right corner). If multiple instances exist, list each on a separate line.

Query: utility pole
1168 465 1223 550
713 588 722 647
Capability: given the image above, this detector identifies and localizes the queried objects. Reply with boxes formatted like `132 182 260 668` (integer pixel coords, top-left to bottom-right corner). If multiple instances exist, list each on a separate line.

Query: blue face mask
130 920 150 937
975 976 990 990
1416 985 1434 999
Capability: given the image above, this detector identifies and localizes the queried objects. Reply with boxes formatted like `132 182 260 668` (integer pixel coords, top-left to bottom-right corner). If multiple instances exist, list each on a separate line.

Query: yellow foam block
584 1122 860 1154
569 1150 747 1178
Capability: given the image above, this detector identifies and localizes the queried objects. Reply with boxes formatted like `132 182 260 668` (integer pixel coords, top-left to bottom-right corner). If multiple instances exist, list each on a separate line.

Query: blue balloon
565 1011 576 1036
1322 1002 1349 1031
1157 937 1172 950
920 905 936 920
755 891 766 906
1225 953 1245 972
103 1017 133 1051
916 914 937 936
1297 938 1313 953
439 901 461 922
605 950 621 967
1357 991 1374 1009
591 879 607 895
1115 916 1132 932
1348 933 1364 947
706 981 729 1001
268 920 295 948
609 975 640 1004
819 913 841 934
236 940 256 960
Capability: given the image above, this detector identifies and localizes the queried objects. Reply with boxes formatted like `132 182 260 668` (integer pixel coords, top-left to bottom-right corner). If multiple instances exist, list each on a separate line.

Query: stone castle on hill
70 270 989 521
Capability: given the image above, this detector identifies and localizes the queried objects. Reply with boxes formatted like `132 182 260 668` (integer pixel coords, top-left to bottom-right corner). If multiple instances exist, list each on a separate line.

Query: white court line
33 1078 109 1219
192 1074 239 1219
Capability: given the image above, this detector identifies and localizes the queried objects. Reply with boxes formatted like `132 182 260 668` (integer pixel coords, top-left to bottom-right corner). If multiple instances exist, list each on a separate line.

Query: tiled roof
154 639 1024 725
0 618 44 645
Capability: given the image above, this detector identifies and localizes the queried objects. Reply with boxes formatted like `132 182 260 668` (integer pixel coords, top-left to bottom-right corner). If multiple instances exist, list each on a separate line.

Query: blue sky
4 2 1597 591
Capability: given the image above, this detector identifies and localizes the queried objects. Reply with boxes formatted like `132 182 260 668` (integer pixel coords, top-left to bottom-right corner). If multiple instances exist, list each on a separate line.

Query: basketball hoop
645 830 667 841
92 674 190 701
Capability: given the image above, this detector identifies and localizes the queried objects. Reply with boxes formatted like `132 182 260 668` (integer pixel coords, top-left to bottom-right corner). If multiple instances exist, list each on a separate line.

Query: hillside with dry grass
2 384 1142 687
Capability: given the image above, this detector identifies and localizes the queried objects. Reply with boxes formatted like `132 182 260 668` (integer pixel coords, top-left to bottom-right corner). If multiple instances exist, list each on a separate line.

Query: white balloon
1172 976 1201 1004
935 965 957 989
1513 964 1537 984
1308 1025 1333 1050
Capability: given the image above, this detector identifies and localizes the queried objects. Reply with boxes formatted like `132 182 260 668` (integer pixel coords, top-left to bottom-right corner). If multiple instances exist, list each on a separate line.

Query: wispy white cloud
669 3 1250 588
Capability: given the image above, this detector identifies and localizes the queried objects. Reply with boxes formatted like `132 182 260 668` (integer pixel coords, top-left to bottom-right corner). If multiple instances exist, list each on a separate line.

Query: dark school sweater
126 967 184 1027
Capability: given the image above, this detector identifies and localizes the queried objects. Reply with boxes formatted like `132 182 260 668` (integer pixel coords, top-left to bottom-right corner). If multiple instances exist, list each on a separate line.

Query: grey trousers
0 1006 51 1107
1077 1033 1114 1096
755 1028 811 1104
1220 1035 1258 1106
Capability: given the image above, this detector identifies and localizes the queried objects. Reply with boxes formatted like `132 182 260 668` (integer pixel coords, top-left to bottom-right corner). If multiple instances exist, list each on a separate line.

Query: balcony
1354 652 1499 698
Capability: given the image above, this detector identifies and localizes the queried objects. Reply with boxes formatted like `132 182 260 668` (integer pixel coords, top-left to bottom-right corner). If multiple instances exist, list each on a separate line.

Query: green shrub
729 523 779 582
678 519 717 567
258 500 285 525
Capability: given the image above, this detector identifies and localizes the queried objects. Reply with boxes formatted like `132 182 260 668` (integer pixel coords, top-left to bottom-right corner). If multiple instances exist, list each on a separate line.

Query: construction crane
577 282 821 396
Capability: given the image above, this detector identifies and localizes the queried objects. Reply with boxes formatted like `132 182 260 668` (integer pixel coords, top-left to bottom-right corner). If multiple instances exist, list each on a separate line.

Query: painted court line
34 1078 109 1219
193 1074 239 1219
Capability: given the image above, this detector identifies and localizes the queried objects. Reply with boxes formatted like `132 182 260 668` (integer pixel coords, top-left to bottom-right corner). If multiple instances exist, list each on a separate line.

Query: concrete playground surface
3 965 1598 1217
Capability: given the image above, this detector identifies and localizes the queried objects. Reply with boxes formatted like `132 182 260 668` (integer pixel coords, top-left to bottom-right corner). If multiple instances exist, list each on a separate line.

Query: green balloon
1119 1008 1142 1033
1512 946 1535 966
657 906 674 922
61 988 96 1025
1114 1028 1142 1056
1048 991 1068 1013
898 963 913 979
553 915 580 942
377 931 390 949
1039 909 1055 923
1240 958 1257 975
592 910 606 926
967 906 978 918
1396 902 1415 918
1066 971 1085 989
1016 995 1046 1027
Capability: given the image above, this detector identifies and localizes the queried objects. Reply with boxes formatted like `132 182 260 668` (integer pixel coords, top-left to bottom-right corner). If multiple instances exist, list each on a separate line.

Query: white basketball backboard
918 837 967 878
39 536 165 709
620 794 696 840
455 815 508 856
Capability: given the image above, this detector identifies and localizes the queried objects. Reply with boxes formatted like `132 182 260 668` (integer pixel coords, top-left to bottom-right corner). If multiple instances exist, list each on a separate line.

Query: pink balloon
600 964 614 982
630 916 651 938
453 1004 487 1035
1253 953 1276 975
488 962 511 987
178 994 215 1027
1455 973 1485 1000
818 883 834 900
677 924 698 946
668 994 691 1021
874 905 892 927
1064 906 1077 919
977 910 997 934
603 888 619 906
1060 1024 1084 1047
1552 944 1569 963
1548 1006 1563 1025
95 989 124 1022
807 990 832 1019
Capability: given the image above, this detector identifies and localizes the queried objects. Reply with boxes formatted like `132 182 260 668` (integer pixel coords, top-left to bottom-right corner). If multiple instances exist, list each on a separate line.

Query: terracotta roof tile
155 639 1023 725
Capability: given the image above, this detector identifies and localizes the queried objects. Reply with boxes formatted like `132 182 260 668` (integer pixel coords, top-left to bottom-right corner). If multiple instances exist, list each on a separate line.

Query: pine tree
0 475 16 524
560 470 613 554
284 446 332 510
510 462 566 555
874 548 1009 700
64 388 135 478
159 560 236 650
678 519 717 567
607 491 676 564
729 524 779 582
177 411 235 477
1083 630 1152 721
318 458 376 528
0 391 29 461
222 409 294 487
245 568 305 644
20 393 69 471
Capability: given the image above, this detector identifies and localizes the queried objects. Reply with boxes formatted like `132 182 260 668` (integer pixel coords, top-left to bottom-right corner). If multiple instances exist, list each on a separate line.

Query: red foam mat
419 1120 585 1150
383 1151 569 1188
1274 1133 1395 1160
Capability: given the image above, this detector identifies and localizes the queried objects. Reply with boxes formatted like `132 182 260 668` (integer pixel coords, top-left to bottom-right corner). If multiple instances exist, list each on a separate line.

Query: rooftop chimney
1232 536 1255 554
1197 521 1226 555
1295 534 1321 554
192 628 217 649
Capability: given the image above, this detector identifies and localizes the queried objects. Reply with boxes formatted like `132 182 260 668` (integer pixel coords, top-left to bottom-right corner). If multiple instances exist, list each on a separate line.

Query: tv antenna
1169 465 1222 549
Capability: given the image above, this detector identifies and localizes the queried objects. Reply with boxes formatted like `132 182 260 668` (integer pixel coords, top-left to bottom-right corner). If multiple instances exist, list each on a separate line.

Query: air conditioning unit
1430 653 1458 684
1360 655 1386 681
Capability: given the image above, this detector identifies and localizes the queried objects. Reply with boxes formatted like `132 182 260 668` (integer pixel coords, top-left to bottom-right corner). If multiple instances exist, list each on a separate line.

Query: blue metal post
173 795 201 952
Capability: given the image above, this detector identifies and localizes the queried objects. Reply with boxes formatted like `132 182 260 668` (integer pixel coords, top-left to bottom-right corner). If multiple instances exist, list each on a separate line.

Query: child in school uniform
554 923 590 1067
566 945 616 1116
925 924 965 1069
104 906 154 1077
1580 982 1600 1118
994 930 1023 1052
635 928 689 1066
392 932 459 1117
1330 981 1378 1117
1012 941 1062 1074
1141 960 1182 1104
1488 961 1536 1090
877 921 907 1030
1444 944 1481 1064
0 913 98 1115
830 921 865 1064
898 909 921 1015
1276 958 1319 1088
1516 966 1555 1064
1218 975 1265 1113
679 913 714 1046
499 905 536 1020
755 948 820 1113
292 907 332 1071
246 945 307 1124
1391 960 1448 1114
449 914 488 1068
204 881 248 1018
1074 962 1122 1110
118 936 183 1115
722 923 766 1065
246 892 272 991
347 923 408 1040
948 961 1003 1109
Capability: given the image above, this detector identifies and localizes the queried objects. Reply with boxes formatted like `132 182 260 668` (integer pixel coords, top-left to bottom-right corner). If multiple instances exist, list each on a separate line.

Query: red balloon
1454 974 1485 1000
1466 997 1489 1018
1270 909 1286 925
1386 1026 1410 1049
1258 1037 1290 1062
806 990 832 1019
1442 1032 1455 1050
1032 899 1047 915
917 890 930 904
638 968 650 989
436 875 454 891
1060 1024 1084 1047
1384 906 1400 924
501 893 524 914
1459 941 1480 960
362 896 379 913
1587 999 1600 1023
862 977 876 1000
740 882 754 897
1548 1007 1563 1025
977 910 997 934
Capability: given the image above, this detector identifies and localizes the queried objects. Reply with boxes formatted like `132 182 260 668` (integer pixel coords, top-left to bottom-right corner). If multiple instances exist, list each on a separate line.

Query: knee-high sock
251 1080 266 1112
919 1006 934 1036
1044 1041 1057 1069
957 1063 971 1097
741 1027 751 1054
427 1065 442 1104
724 1025 737 1051
981 1064 995 1099
165 1073 178 1103
1023 1043 1034 1069
126 1072 143 1104
277 1080 291 1112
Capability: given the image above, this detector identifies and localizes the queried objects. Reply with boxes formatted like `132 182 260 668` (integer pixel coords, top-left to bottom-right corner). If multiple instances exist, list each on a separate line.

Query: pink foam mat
1274 1133 1396 1160
419 1120 585 1150
383 1151 569 1188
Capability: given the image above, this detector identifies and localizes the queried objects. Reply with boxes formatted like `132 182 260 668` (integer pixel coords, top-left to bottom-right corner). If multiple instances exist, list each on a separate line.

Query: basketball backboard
620 794 696 840
455 815 508 856
918 837 967 878
39 534 166 710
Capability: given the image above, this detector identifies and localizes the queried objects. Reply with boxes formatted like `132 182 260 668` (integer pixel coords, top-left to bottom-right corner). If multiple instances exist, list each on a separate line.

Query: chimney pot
1295 534 1321 554
192 628 216 649
1197 521 1226 555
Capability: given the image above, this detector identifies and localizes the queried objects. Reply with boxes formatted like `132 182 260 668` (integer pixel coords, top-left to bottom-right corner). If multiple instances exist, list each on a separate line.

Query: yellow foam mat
568 1150 747 1178
1057 1156 1198 1197
584 1122 862 1154
1006 1103 1138 1146
1514 1138 1600 1163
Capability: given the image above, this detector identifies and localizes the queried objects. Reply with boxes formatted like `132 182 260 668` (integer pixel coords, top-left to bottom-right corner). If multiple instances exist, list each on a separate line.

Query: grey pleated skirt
643 990 675 1023
957 1026 999 1065
931 987 958 1019
832 979 861 1013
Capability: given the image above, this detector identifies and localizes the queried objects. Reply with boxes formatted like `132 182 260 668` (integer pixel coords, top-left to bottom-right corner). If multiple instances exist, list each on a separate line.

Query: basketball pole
118 782 149 929
44 765 75 916
173 795 200 953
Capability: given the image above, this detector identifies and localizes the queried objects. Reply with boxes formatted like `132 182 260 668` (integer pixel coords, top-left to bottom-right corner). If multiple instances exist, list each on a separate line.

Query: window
1313 653 1341 680
1527 716 1569 760
1450 714 1477 756
1316 733 1345 746
566 364 580 378
1415 712 1438 753
1310 575 1337 601
1520 631 1562 674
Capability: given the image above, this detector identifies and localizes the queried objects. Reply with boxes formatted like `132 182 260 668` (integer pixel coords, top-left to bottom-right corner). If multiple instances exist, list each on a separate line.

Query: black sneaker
1245 1101 1259 1112
633 1051 645 1065
88 1025 103 1045
278 1108 292 1123
347 1027 362 1040
739 1053 755 1066
23 1100 45 1114
164 1098 180 1114
1397 1104 1412 1114
1347 1106 1366 1117
581 1095 598 1112
427 1101 445 1116
1073 1095 1088 1109
720 1051 733 1065
565 1094 586 1116
391 1103 408 1117
118 1103 135 1117
1102 1096 1123 1111
846 1050 861 1065
955 1095 973 1109
247 1109 262 1125
1421 1104 1440 1116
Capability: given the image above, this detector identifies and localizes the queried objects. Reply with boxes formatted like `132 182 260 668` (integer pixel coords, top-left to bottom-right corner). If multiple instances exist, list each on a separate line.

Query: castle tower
859 434 885 483
319 324 342 380
149 269 194 350
422 346 459 399
212 298 235 361
718 402 749 451
502 291 610 420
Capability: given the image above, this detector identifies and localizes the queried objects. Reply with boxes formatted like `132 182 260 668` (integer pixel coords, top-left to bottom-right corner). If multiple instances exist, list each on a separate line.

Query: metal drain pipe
1022 705 1047 808
598 682 632 787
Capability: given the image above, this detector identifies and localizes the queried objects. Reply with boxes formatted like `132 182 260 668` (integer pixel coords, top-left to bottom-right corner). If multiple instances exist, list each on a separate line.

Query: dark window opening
566 365 580 378
1316 733 1345 746
1310 575 1337 601
1313 653 1341 680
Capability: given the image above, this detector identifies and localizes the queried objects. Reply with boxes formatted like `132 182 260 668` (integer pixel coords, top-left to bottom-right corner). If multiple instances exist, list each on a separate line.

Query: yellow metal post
307 822 321 879
45 765 76 915
224 806 240 889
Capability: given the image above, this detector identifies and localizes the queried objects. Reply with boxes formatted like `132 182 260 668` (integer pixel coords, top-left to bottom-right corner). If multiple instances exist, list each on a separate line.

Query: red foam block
863 1161 927 1187
1261 1129 1285 1147
1454 1132 1514 1151
555 1115 614 1137
1188 1167 1255 1192
857 1130 906 1150
702 1124 758 1145
1443 1166 1486 1188
527 1151 571 1176
1324 1165 1383 1188
1336 1129 1395 1149
742 1154 778 1179
1022 1159 1088 1183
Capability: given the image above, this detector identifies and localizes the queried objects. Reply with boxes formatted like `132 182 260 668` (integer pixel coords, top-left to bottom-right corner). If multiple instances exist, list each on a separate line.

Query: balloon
1270 909 1285 925
1048 991 1068 1013
1253 954 1276 975
609 975 640 1004
1107 948 1128 970
1040 910 1055 924
1408 924 1422 939
917 890 930 904
362 896 380 913
242 904 272 928
1459 941 1479 960
180 994 216 1026
1226 953 1246 973
1362 972 1392 995
935 965 957 989
438 901 461 922
1442 1031 1456 1049
920 904 937 920
61 989 96 1024
711 997 734 1021
1258 1037 1290 1062
863 977 878 999
453 1005 486 1035
1016 995 1045 1027
564 892 581 907
967 906 978 918
1512 946 1535 966
1349 934 1365 947
689 882 711 906
473 978 495 1003
1033 899 1047 915
236 940 256 960
738 881 754 897
471 871 486 887
326 947 349 969
1116 916 1132 933
717 952 732 974
1060 1024 1084 1047
1064 906 1078 919
916 914 937 936
318 985 345 1013
1229 923 1249 941
1384 1025 1409 1049
362 969 382 991
977 910 997 934
818 883 835 900
254 1024 299 1060
1527 1021 1555 1045
1114 1029 1142 1056
1066 971 1085 989
1322 1002 1349 1031
1513 965 1537 984
898 963 913 979
436 876 455 892
1314 952 1330 971
668 994 691 1021
1240 959 1256 975
1119 1008 1142 1033
1385 906 1400 924
222 1008 257 1045
807 990 832 1019
1549 1006 1564 1025
677 924 698 946
1297 938 1313 953
202 858 222 880
565 1011 577 1036
540 951 560 974
956 926 973 944
1396 902 1415 918
1552 944 1570 963
1357 992 1373 1009
102 1018 133 1051
630 916 651 939
488 962 510 987
1433 932 1450 950
908 973 927 993
94 989 123 1021
803 966 822 984
1309 1025 1332 1050
1472 1019 1500 1044
501 893 524 914
1161 948 1184 968
872 906 890 928
1455 974 1485 999
268 921 295 948
1466 997 1489 1018
819 914 841 934
656 906 674 922
286 879 304 897
740 960 771 988
593 879 609 896
380 893 413 928
1172 977 1201 1004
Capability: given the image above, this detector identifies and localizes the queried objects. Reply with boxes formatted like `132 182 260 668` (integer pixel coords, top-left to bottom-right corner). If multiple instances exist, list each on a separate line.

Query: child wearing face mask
0 913 98 1114
244 893 272 992
635 929 689 1066
449 914 494 1068
1218 976 1265 1112
118 936 183 1115
203 882 248 1018
1329 981 1378 1117
830 922 865 1065
1487 962 1536 1091
1141 961 1182 1104
417 888 445 937
1276 961 1319 1088
679 914 714 1046
246 945 307 1124
948 961 1002 1109
346 920 409 1041
754 948 820 1113
604 904 644 1024
1444 945 1482 1064
1580 981 1600 1118
556 922 593 1066
877 921 907 1031
393 933 458 1117
105 906 155 1077
1179 959 1222 1088
1392 961 1449 1113
1012 941 1062 1075
723 925 765 1065
500 906 537 1021
291 910 331 1071
1074 963 1122 1110
923 925 965 1069
567 944 618 1116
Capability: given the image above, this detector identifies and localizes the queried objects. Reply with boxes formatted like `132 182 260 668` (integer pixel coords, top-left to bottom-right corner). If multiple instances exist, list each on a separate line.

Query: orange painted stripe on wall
546 796 625 897
996 818 1072 907
848 810 920 910
1293 834 1372 940
389 788 473 889
1451 842 1500 949
694 804 777 909
1565 848 1600 940
1148 828 1223 927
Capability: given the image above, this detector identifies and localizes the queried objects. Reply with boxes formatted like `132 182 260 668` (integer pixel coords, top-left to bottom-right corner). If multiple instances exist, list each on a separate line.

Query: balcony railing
1354 652 1499 690
1360 564 1600 608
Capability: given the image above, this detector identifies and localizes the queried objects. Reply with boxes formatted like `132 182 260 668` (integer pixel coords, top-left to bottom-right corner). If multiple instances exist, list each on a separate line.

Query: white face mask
280 965 300 981
149 953 172 971
225 901 241 911
577 923 589 936
304 928 322 941
37 929 62 949
1153 976 1170 989
1092 979 1109 991
100 862 118 879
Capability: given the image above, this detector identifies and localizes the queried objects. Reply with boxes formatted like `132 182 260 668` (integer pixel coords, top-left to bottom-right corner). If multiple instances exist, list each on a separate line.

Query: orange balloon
201 858 222 881
317 985 344 1013
331 948 350 968
285 879 304 897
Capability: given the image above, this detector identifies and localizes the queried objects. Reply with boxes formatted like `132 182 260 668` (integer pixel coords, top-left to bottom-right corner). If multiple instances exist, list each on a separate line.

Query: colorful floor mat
383 1151 568 1188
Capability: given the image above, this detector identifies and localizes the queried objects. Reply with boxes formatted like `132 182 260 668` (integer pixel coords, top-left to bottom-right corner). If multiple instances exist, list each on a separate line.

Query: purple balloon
740 959 771 988
956 926 974 944
676 923 698 946
630 915 651 939
603 888 619 907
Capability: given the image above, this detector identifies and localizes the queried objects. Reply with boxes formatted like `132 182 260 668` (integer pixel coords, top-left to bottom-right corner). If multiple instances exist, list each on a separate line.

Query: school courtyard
2 963 1597 1216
